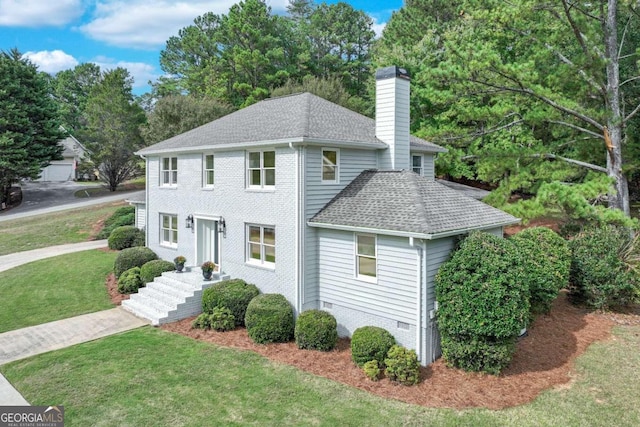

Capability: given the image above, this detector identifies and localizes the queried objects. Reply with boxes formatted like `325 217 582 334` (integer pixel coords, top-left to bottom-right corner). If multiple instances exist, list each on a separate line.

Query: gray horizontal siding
317 229 418 324
425 237 456 312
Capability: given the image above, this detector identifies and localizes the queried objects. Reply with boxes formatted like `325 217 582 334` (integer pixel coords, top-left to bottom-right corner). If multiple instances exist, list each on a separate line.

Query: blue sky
0 0 403 95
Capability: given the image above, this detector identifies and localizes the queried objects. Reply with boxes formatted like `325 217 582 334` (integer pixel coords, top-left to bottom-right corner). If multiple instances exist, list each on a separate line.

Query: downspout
289 142 302 315
409 237 423 363
138 154 148 248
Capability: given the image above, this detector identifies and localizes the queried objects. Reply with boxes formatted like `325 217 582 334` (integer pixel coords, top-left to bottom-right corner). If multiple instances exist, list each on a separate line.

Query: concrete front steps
121 268 230 325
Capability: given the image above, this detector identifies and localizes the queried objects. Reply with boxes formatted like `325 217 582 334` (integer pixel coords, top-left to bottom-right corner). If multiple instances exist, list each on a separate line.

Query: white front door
196 219 219 267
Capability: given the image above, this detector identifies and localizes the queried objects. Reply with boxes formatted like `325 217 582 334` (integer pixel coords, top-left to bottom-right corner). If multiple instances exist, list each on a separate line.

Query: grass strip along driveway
2 326 639 426
0 250 116 333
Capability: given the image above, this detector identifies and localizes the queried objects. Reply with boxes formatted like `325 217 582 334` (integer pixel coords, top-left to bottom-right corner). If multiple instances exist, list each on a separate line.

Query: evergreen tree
0 49 65 205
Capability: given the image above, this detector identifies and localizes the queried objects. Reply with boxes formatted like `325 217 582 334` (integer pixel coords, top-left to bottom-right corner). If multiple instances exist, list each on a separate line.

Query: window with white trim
161 157 178 186
203 154 214 187
412 154 423 176
356 234 377 280
160 214 178 247
247 150 275 188
322 148 339 183
247 224 275 266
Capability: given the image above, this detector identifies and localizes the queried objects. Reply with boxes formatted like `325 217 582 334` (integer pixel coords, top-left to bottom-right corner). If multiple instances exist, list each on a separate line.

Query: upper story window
247 150 275 189
356 234 377 281
160 214 178 248
203 154 214 187
161 157 178 186
322 148 339 183
247 224 275 267
412 154 423 176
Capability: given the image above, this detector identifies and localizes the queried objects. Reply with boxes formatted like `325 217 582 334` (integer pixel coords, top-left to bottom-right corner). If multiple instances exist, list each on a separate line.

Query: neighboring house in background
127 66 519 366
37 133 88 182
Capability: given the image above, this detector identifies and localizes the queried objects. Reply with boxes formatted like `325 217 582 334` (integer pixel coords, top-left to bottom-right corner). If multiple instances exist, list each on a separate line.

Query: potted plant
174 256 186 273
201 261 216 280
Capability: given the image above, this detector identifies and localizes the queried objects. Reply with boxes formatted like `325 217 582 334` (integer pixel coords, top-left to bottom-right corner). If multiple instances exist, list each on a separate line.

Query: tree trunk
604 0 631 216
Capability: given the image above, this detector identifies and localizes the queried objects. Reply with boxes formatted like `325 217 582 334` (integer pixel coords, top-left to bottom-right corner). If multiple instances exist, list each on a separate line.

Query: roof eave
136 138 302 156
410 144 448 154
307 218 521 240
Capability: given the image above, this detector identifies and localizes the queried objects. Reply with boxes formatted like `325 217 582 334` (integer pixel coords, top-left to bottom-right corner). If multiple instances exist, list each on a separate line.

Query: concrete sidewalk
0 239 148 405
0 308 148 404
0 240 108 273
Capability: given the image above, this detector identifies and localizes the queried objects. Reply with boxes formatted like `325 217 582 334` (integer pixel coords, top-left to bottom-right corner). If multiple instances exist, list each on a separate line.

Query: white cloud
0 0 84 27
23 50 79 73
92 56 160 89
371 17 387 38
79 0 241 50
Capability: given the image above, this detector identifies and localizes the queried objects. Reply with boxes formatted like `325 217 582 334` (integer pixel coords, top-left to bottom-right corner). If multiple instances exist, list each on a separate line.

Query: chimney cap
375 66 411 81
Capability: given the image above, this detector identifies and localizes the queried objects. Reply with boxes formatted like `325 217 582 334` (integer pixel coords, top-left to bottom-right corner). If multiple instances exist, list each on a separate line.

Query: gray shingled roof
137 92 446 155
309 170 519 238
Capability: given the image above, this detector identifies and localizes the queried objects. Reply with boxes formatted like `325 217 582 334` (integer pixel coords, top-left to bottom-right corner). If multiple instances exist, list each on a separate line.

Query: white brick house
130 66 518 365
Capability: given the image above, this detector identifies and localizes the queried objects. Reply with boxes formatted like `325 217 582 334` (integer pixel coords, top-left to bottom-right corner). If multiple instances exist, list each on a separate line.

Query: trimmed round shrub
363 360 381 381
440 335 516 376
202 279 260 326
384 345 420 386
294 309 338 351
140 259 175 284
350 326 396 367
192 313 211 329
108 225 145 250
435 232 529 374
569 226 640 309
117 267 143 294
510 227 571 315
245 294 294 344
114 246 157 278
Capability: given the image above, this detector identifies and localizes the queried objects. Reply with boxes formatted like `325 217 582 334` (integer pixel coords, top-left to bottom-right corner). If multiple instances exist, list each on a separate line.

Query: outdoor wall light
185 214 194 229
218 217 226 236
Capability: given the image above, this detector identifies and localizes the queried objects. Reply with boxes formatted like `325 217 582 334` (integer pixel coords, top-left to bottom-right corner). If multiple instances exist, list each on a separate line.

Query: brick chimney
376 66 411 170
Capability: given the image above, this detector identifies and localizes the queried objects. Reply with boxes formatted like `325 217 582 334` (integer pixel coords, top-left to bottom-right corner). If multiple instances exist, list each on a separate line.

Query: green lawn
0 250 116 333
0 202 125 255
2 326 639 426
73 180 145 198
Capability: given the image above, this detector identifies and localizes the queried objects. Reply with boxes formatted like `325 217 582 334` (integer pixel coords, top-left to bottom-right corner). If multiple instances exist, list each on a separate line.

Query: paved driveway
8 181 100 213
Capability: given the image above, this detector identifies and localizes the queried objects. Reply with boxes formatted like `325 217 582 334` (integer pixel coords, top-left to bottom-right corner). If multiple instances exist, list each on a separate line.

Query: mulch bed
157 292 639 410
106 272 130 305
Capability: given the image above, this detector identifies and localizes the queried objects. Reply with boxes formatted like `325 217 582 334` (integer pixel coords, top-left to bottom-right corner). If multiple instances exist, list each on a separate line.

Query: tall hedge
569 226 640 309
510 227 570 315
245 294 294 344
435 232 529 374
202 279 260 326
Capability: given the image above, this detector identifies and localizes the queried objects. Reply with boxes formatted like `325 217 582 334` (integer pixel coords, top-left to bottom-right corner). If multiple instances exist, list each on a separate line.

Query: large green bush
245 294 294 344
350 326 396 367
140 259 175 284
107 225 145 250
294 309 338 351
114 247 157 278
117 267 143 294
384 345 420 386
97 206 136 239
435 232 529 374
202 279 260 326
569 226 640 309
510 227 571 315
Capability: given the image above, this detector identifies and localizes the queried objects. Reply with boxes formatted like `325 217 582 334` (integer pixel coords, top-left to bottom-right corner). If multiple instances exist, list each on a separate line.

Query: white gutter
307 220 520 240
136 137 387 157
